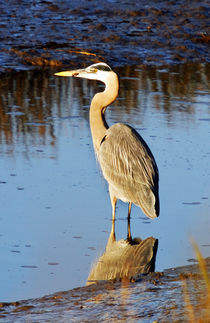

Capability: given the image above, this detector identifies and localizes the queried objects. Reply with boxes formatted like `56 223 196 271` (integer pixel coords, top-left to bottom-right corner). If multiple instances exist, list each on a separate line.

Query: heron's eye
86 67 97 73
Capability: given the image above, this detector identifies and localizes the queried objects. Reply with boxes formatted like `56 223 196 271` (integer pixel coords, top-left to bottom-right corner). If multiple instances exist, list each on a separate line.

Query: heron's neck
89 73 119 154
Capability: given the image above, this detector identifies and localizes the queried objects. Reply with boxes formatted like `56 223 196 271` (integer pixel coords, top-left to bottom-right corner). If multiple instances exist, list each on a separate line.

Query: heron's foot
127 231 132 243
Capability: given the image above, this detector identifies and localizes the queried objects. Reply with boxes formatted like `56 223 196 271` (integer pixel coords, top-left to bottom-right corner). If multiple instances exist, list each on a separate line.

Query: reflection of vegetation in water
116 63 209 122
0 71 56 147
0 63 209 153
181 242 210 322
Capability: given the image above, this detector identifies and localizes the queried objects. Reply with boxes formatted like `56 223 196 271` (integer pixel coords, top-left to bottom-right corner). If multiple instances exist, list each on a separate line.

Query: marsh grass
182 241 210 322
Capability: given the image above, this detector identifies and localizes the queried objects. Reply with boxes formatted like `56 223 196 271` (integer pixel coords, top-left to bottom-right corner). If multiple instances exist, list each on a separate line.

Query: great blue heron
55 62 159 239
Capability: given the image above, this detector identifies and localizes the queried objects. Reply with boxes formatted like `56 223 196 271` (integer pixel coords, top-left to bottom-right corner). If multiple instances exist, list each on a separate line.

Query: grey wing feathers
99 123 159 218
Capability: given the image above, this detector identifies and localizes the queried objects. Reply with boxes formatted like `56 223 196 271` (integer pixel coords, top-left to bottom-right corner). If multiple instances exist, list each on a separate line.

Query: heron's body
55 63 159 237
99 123 159 219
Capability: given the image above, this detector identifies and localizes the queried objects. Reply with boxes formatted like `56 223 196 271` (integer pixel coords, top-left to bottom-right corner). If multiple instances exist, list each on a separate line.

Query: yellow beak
54 69 84 77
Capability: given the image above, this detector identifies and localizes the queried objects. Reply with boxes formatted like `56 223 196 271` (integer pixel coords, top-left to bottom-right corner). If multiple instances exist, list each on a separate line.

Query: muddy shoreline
0 258 210 322
0 0 209 74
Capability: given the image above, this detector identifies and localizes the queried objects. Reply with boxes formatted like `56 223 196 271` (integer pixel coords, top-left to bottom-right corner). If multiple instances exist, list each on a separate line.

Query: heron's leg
110 196 117 241
127 202 132 241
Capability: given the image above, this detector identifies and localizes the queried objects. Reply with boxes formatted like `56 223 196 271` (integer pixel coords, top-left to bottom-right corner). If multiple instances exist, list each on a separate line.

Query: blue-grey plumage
55 62 159 237
99 123 159 219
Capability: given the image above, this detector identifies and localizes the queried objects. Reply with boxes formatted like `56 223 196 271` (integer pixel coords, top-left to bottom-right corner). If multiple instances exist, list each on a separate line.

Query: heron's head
55 62 115 83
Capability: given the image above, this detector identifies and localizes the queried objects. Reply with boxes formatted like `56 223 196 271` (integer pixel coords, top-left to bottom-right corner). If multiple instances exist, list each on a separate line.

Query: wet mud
0 258 210 322
0 0 209 73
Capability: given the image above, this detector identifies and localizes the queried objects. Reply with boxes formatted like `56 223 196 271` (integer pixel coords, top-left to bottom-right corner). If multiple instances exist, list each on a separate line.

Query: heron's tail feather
137 186 159 219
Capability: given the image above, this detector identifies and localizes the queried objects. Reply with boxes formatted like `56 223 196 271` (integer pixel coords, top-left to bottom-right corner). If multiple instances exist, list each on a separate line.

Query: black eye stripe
97 65 112 71
95 64 112 72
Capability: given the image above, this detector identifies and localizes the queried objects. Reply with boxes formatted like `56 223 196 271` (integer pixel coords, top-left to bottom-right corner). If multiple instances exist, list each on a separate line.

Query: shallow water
0 63 209 302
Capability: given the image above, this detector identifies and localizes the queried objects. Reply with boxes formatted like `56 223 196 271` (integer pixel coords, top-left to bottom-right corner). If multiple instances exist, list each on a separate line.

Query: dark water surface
0 0 209 72
0 63 209 303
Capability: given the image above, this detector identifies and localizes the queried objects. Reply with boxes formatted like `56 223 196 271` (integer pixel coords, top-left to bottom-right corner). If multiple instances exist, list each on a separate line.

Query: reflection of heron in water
55 63 159 238
86 229 158 285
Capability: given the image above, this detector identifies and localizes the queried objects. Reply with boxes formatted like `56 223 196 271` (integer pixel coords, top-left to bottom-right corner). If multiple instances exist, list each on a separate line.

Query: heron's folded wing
99 123 159 218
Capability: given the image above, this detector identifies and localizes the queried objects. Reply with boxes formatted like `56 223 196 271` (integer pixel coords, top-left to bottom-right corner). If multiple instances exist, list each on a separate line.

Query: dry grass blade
181 239 210 322
191 239 210 294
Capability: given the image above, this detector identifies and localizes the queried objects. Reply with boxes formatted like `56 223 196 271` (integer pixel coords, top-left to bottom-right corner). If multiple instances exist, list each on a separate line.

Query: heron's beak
54 68 86 78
